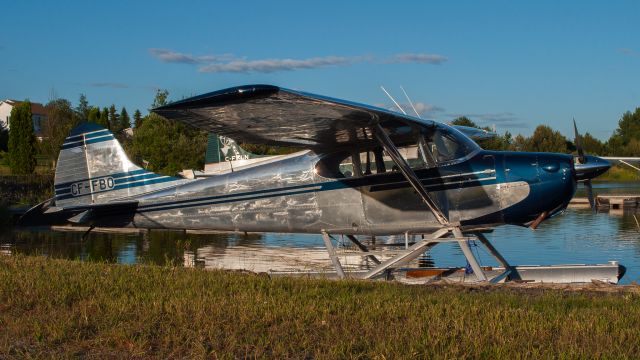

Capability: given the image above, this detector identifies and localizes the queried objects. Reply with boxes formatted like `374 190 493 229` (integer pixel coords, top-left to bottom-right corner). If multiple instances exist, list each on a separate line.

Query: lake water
2 183 639 283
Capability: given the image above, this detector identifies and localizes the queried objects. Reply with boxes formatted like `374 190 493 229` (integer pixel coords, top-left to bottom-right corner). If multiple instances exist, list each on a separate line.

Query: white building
0 99 48 136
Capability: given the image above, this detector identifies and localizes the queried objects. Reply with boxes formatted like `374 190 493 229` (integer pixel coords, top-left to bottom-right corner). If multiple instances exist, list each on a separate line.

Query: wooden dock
570 195 640 209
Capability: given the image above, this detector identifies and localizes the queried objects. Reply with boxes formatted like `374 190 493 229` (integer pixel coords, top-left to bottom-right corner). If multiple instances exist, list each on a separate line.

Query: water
2 183 639 283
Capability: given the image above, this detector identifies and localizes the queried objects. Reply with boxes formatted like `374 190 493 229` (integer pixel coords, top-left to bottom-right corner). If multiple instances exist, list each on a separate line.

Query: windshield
424 125 479 163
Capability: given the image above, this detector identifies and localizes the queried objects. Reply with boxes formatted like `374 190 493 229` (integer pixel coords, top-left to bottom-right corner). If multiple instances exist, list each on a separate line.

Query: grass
596 164 639 182
1 256 640 359
0 174 53 206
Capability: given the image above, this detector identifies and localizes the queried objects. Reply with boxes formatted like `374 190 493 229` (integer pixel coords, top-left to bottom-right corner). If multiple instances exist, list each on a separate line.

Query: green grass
596 164 639 182
1 256 640 359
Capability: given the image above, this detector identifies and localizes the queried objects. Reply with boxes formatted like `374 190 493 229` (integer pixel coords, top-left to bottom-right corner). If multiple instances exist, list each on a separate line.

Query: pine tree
133 109 142 128
100 107 110 129
108 105 119 132
8 101 36 174
151 89 169 109
119 107 131 130
76 94 90 121
87 107 100 123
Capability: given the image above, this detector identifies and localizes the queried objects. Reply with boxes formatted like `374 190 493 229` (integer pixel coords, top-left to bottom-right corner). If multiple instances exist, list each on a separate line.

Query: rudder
54 123 184 207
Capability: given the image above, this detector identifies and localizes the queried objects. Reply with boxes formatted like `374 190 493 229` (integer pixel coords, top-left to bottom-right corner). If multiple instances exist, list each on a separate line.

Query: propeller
573 119 598 212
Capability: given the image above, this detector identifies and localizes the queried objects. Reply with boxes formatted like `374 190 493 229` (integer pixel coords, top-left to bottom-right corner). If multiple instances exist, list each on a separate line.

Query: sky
1 1 639 140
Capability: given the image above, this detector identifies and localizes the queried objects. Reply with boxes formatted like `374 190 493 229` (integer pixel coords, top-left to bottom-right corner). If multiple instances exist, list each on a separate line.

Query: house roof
2 99 47 116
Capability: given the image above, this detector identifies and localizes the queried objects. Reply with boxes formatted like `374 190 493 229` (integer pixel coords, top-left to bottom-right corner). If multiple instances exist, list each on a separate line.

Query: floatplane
20 85 624 283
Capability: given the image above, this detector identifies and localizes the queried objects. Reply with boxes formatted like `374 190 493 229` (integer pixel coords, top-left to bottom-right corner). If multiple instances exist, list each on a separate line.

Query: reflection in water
2 189 639 283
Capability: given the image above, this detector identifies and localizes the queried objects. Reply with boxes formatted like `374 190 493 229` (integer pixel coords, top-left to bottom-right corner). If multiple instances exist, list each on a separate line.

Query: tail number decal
70 177 115 196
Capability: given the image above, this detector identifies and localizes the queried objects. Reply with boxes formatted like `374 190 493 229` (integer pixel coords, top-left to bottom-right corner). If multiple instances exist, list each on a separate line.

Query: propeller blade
585 179 597 213
573 118 586 164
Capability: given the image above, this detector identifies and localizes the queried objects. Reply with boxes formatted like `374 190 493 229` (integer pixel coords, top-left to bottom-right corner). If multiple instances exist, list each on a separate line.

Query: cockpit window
315 124 479 179
424 125 479 163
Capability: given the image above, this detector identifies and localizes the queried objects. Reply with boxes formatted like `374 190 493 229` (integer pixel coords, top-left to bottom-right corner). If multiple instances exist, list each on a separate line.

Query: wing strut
372 124 450 226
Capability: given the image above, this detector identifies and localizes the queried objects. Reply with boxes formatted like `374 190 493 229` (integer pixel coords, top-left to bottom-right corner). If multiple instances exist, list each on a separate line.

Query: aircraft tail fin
54 123 183 207
205 133 264 164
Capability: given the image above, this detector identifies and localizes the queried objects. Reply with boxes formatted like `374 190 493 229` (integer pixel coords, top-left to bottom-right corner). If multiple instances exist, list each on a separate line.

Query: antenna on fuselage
380 86 407 115
400 86 422 119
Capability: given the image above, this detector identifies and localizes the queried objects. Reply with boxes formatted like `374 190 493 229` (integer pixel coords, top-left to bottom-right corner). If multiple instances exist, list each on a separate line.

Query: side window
424 127 477 163
315 151 353 178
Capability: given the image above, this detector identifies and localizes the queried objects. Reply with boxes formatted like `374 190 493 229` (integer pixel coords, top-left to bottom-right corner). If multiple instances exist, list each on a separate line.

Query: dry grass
1 255 640 359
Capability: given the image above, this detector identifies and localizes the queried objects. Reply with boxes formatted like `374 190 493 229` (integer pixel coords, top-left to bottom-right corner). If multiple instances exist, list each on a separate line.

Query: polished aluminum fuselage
125 149 576 235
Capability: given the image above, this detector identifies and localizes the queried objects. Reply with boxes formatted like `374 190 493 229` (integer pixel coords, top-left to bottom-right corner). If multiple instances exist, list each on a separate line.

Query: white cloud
382 101 445 117
199 56 353 73
149 48 234 64
446 112 528 128
150 48 449 73
389 53 448 64
619 48 640 58
89 82 129 89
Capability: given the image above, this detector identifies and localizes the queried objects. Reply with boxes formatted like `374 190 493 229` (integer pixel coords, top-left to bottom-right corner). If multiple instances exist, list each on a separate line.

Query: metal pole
474 232 511 269
322 231 345 279
361 228 449 280
346 235 381 265
373 123 449 226
453 227 486 281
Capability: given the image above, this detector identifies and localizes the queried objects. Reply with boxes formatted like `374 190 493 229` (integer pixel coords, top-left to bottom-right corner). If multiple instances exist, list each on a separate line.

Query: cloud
149 48 234 64
199 56 354 73
150 48 448 73
389 53 448 64
446 112 529 129
379 101 445 117
619 48 640 58
88 82 129 89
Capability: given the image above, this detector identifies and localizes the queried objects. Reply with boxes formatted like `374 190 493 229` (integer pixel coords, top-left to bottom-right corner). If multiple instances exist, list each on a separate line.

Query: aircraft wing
601 157 640 172
153 84 441 150
601 157 640 162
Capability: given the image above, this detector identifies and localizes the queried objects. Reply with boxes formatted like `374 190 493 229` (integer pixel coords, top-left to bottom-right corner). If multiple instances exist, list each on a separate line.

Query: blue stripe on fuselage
55 169 148 190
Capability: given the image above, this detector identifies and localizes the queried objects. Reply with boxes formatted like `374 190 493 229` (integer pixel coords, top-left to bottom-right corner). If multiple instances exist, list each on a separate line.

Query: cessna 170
20 84 615 282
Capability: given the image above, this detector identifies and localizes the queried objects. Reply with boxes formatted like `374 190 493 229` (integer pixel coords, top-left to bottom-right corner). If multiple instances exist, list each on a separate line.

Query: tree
131 113 207 175
151 89 169 109
130 89 207 175
607 107 640 156
511 134 528 151
8 101 37 174
108 105 119 132
450 116 478 128
76 94 90 121
42 99 78 166
580 132 605 155
133 109 143 128
99 107 110 129
87 107 100 123
119 107 131 130
524 125 568 153
480 131 512 151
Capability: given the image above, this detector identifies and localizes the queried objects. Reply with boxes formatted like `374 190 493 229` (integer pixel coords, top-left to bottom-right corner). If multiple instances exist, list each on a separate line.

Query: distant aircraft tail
205 133 264 164
54 123 184 207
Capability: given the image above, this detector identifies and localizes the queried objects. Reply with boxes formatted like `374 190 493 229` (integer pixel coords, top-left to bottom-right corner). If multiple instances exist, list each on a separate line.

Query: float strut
322 231 346 279
346 235 381 265
475 232 518 282
361 228 449 280
453 227 487 281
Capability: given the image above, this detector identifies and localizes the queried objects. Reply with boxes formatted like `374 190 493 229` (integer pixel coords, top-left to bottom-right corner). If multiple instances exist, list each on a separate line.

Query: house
0 99 48 137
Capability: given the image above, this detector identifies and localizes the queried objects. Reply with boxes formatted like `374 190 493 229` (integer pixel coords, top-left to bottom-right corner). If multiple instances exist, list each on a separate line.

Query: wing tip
153 84 280 112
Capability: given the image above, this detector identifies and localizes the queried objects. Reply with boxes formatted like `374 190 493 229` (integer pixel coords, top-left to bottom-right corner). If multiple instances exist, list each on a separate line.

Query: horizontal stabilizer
19 199 139 227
